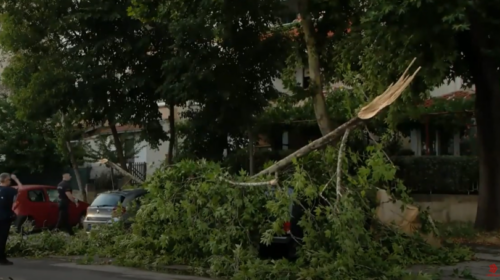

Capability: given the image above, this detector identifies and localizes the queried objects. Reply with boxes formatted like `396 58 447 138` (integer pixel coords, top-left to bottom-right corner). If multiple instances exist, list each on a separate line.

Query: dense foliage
339 0 500 230
8 146 472 279
0 99 65 172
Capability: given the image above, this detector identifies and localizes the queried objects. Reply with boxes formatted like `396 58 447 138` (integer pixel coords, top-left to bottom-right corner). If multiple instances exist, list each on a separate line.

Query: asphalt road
0 258 212 280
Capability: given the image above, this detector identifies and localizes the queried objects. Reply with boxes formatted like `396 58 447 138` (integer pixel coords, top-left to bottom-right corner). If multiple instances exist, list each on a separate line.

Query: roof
423 90 474 107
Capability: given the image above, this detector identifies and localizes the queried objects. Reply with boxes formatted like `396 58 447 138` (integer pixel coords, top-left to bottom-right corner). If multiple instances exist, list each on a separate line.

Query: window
91 193 125 207
28 190 45 202
47 189 59 203
460 125 478 156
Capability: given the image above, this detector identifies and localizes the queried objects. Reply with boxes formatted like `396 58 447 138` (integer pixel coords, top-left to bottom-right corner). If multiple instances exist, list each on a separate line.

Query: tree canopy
337 0 500 230
0 0 168 149
0 98 64 172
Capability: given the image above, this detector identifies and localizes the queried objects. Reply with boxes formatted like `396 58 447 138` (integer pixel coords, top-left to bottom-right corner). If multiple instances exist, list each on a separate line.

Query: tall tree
129 0 290 160
338 0 500 230
0 0 169 169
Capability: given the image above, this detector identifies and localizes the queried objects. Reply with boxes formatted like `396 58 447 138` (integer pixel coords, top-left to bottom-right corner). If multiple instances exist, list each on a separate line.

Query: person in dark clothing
0 173 22 265
56 173 78 236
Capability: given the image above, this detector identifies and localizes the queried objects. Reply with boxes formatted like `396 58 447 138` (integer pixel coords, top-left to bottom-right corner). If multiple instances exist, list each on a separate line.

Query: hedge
392 156 479 194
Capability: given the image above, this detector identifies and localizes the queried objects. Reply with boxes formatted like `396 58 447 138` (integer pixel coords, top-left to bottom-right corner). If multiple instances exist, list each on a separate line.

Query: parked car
83 189 147 232
259 187 304 259
13 185 90 233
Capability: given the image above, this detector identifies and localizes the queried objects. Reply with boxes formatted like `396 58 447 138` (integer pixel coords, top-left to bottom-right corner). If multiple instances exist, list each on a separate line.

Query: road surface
1 258 211 280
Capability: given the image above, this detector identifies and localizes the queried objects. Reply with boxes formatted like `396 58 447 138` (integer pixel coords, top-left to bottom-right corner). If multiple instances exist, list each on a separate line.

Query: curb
48 255 194 271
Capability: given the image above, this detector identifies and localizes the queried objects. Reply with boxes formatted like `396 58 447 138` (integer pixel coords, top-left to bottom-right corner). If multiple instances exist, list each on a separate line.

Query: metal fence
126 162 147 185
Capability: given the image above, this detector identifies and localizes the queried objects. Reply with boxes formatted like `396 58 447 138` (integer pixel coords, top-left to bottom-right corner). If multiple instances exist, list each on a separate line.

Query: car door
45 188 61 227
26 189 49 228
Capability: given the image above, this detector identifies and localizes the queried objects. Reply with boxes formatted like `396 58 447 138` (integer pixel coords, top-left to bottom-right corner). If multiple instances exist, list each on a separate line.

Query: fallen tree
254 58 420 177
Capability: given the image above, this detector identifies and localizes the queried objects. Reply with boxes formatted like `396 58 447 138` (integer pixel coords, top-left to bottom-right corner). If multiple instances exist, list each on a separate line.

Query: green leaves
0 98 64 172
0 0 169 147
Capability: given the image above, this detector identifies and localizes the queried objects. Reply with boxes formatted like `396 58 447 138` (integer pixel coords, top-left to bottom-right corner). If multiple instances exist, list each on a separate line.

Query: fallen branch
253 118 363 177
336 129 350 198
364 126 394 165
253 58 420 178
99 158 144 184
221 177 278 187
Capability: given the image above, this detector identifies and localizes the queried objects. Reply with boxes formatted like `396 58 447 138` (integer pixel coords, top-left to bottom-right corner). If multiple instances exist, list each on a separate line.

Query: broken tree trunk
60 112 87 202
66 141 88 202
99 158 144 184
253 58 420 178
253 118 362 177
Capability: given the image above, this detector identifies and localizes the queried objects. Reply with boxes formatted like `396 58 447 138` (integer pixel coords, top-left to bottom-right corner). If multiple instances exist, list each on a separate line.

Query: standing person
56 173 78 236
0 173 22 265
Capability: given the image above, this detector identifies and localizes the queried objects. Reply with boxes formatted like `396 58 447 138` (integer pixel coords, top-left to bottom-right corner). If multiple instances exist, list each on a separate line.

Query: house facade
408 78 476 157
270 69 476 157
83 103 182 180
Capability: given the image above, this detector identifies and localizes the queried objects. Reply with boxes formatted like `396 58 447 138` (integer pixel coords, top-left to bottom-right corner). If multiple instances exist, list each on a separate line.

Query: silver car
83 189 147 232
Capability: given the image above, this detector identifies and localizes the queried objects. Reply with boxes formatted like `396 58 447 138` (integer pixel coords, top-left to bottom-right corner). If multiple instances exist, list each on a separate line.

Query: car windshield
91 193 125 207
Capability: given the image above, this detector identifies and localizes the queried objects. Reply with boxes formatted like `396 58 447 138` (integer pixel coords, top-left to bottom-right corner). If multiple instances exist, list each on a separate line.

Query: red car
12 185 89 232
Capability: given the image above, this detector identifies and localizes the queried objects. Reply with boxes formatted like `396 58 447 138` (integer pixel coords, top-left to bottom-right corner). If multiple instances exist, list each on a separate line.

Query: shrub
393 156 479 194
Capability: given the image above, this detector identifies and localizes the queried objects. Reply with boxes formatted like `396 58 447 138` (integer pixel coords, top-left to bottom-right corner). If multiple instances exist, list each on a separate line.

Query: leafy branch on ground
8 144 473 280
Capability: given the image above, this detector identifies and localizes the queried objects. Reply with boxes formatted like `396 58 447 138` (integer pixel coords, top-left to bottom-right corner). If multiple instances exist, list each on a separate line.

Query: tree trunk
60 112 87 202
298 0 334 136
253 117 362 177
463 13 500 230
109 123 128 171
167 102 175 165
66 141 87 202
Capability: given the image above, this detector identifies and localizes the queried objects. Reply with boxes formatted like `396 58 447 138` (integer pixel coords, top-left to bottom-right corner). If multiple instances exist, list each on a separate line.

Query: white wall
272 68 304 94
430 77 475 97
83 134 147 179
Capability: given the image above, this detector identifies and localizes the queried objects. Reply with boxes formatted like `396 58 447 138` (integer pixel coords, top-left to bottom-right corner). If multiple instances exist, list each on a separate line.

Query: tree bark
298 0 334 136
66 141 88 202
463 12 500 230
109 122 128 171
253 117 362 177
167 102 175 165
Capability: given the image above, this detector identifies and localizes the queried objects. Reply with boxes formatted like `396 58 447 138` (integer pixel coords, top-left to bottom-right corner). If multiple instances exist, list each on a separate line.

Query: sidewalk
2 258 212 280
409 245 500 279
50 245 500 280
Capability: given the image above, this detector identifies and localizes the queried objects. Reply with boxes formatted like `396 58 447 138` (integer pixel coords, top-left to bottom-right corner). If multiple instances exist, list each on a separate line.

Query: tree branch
253 117 363 178
252 58 419 178
336 129 350 198
220 177 278 187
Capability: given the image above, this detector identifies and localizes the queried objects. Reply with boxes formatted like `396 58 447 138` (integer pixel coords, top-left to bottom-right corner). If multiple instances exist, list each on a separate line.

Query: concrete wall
412 194 477 223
